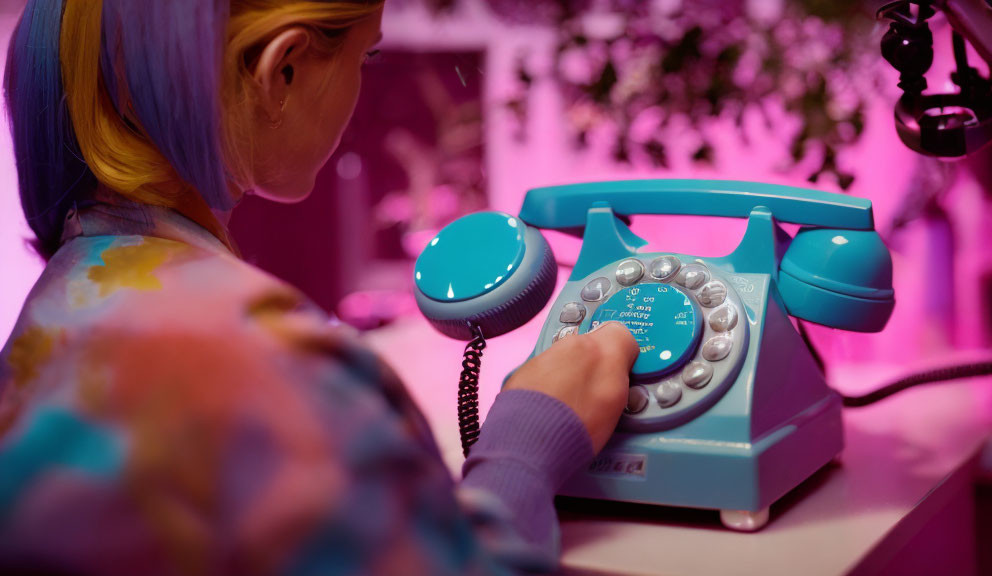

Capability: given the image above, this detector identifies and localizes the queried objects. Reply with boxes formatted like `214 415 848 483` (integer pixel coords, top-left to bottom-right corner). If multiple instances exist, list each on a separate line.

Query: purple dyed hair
5 0 236 258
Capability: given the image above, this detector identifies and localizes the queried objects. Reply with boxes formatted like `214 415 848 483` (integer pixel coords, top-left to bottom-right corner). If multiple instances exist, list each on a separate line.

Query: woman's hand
504 321 639 453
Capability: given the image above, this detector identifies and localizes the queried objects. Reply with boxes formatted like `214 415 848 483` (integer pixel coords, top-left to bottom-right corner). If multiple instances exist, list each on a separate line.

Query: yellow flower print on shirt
6 326 58 391
88 238 188 298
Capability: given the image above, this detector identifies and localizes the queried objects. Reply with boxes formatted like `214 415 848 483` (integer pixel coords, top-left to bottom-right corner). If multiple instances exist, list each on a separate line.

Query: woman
0 1 637 574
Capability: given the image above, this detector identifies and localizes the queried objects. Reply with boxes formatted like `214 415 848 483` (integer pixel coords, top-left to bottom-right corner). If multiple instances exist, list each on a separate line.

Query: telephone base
557 393 843 524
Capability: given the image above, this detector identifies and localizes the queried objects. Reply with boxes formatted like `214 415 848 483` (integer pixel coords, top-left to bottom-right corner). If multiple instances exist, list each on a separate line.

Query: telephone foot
720 508 770 532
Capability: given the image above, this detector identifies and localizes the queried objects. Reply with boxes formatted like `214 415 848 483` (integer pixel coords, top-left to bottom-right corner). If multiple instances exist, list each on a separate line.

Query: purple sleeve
460 389 594 564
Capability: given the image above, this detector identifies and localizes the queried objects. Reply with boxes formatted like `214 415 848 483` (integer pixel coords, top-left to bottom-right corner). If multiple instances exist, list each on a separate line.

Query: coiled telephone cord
458 326 486 457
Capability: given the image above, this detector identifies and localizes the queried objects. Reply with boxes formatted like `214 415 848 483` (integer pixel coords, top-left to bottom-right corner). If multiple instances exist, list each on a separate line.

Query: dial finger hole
677 264 709 290
655 380 683 408
649 256 681 281
708 305 738 332
702 335 733 361
681 361 714 389
699 281 727 307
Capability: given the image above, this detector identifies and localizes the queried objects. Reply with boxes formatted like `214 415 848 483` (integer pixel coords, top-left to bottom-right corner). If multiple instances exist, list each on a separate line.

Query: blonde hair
25 0 382 253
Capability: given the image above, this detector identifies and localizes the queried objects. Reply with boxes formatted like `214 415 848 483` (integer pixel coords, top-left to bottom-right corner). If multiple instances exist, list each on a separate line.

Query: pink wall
382 2 991 365
2 1 990 366
0 3 43 344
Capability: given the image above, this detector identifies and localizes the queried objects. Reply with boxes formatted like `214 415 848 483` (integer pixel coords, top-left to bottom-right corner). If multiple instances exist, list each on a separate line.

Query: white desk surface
363 314 992 576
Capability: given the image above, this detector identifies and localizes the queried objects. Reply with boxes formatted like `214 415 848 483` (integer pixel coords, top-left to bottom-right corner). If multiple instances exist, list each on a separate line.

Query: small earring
269 99 285 129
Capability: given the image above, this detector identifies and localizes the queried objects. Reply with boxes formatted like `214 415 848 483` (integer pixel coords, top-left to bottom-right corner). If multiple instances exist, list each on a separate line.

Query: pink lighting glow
2 1 991 369
1 6 44 344
0 5 992 574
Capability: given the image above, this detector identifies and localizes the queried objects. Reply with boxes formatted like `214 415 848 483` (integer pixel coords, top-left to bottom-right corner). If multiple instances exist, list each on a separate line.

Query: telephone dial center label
588 283 701 379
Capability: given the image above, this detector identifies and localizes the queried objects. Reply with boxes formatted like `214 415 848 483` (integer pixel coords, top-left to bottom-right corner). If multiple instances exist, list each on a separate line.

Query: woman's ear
251 27 311 125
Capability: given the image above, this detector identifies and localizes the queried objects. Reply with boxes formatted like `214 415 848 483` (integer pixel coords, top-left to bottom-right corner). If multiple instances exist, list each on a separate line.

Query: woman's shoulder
2 233 364 391
2 232 431 445
52 233 293 318
23 233 312 332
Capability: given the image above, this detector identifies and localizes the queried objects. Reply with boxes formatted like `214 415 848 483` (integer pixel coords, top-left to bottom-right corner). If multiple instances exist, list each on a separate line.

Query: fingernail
590 320 616 332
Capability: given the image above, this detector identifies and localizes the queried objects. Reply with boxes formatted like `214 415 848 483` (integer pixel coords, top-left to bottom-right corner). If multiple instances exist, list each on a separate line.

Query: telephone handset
414 179 894 531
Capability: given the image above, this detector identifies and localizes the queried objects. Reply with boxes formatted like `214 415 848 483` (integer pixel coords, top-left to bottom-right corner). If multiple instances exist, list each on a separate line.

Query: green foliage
501 0 882 189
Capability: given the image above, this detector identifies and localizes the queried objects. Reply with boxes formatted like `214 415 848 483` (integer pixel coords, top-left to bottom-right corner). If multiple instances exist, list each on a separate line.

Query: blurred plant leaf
464 0 883 189
585 60 618 104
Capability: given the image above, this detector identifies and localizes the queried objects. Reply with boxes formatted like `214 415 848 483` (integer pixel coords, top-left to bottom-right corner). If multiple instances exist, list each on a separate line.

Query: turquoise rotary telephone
413 180 895 531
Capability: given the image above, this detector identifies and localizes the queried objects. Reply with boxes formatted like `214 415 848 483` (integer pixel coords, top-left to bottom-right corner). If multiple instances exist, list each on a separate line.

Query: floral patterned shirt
0 199 591 575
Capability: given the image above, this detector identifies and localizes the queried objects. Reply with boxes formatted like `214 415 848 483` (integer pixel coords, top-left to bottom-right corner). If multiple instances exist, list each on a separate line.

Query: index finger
586 321 639 367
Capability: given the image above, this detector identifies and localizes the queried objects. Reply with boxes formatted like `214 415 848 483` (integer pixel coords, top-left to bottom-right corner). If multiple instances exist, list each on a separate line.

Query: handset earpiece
778 227 895 332
414 212 558 340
